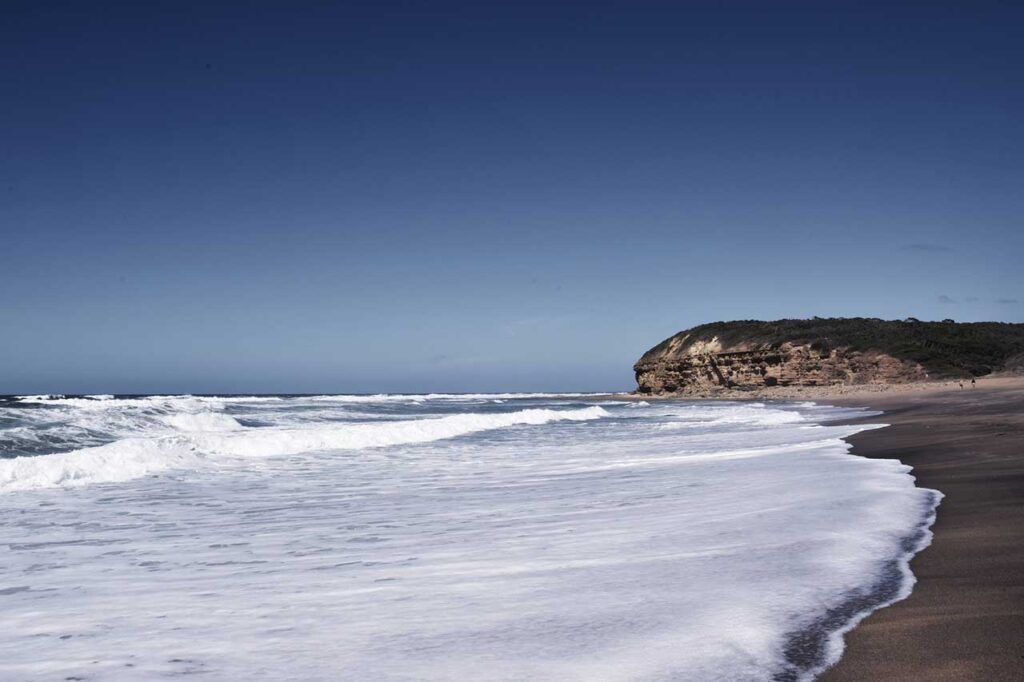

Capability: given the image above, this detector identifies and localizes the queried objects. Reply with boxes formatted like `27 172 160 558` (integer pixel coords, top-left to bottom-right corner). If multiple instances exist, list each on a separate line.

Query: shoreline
599 377 986 403
605 377 1024 679
779 477 940 681
819 377 1024 680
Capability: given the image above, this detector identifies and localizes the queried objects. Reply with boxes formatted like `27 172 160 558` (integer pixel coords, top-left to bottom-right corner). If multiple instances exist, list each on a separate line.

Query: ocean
0 393 939 681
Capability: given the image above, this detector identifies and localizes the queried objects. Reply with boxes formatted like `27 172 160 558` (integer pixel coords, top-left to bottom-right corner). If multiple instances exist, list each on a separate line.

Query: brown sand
604 376 1024 678
817 376 1024 680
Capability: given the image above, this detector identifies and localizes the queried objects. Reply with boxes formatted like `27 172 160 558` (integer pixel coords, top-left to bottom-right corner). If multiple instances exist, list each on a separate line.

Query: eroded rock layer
635 343 926 394
634 318 1024 395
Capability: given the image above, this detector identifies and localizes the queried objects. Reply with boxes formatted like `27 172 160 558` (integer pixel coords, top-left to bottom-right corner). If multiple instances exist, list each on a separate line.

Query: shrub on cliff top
637 318 1024 378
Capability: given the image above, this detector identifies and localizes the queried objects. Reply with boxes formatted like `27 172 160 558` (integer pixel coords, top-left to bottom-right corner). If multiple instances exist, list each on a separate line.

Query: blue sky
2 1 1022 393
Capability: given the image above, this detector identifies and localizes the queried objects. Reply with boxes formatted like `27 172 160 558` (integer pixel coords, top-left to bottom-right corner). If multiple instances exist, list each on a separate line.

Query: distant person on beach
972 378 977 387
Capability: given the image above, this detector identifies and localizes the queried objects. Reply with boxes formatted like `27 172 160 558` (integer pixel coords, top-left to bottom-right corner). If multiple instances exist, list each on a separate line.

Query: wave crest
0 406 608 492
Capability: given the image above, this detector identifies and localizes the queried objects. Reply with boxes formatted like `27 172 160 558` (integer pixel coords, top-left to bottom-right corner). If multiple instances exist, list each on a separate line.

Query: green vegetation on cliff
637 318 1024 378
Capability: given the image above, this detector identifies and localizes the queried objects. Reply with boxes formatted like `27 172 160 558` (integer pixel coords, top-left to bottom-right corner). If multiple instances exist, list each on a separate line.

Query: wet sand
602 377 1023 677
820 377 1024 680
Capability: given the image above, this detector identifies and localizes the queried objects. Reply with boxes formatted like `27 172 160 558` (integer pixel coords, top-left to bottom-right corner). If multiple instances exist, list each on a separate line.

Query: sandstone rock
634 318 1024 395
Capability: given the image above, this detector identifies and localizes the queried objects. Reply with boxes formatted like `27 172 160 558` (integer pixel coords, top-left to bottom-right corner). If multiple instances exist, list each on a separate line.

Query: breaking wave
0 406 608 492
0 393 939 681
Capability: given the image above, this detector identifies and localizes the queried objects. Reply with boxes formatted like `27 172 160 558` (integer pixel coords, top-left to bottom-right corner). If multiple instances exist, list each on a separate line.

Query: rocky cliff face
635 341 926 394
634 318 1024 395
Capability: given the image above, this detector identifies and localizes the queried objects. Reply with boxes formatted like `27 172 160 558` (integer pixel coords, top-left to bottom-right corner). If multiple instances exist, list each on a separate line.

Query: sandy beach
3 385 1019 679
820 376 1024 680
608 376 1024 678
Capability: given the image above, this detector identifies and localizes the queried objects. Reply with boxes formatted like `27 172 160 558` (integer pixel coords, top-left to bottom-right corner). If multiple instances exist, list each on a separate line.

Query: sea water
0 394 939 681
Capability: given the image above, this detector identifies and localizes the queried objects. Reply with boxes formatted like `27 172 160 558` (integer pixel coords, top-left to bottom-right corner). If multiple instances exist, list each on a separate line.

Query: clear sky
3 1 1022 394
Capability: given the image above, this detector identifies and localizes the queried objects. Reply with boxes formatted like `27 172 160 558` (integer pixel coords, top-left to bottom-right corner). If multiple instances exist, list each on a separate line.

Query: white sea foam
0 437 202 491
305 392 599 403
0 396 938 681
421 392 599 400
161 412 243 432
0 406 608 492
198 406 608 458
16 394 288 407
657 403 805 429
306 393 428 403
16 394 201 409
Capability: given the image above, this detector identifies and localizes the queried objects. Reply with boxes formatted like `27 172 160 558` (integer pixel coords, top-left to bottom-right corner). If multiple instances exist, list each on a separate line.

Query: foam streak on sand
0 395 938 680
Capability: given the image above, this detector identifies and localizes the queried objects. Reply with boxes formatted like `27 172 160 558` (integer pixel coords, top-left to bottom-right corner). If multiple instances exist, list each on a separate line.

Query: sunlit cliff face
635 343 928 394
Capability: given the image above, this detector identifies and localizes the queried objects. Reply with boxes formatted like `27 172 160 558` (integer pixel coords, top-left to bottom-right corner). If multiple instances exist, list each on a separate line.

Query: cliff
634 318 1024 395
